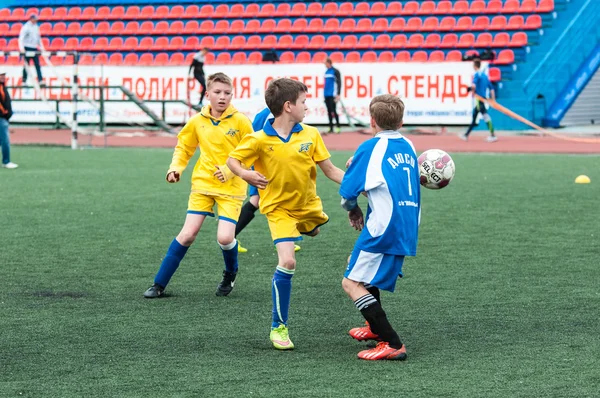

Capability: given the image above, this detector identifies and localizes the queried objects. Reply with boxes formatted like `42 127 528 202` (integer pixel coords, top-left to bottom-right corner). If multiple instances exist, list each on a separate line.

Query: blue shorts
248 184 259 197
344 248 405 292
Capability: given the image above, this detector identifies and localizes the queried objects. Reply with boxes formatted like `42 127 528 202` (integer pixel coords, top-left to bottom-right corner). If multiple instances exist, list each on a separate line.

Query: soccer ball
418 149 455 190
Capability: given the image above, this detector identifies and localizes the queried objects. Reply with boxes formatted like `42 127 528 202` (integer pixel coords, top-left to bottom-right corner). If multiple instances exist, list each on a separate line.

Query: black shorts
474 100 487 115
325 96 337 114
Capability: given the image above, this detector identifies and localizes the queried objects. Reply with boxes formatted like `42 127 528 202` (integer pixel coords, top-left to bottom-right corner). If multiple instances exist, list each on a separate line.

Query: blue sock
219 239 238 273
154 239 189 288
272 266 294 328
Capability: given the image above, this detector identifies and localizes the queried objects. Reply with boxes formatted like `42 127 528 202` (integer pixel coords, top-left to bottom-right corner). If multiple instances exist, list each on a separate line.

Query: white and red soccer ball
418 149 455 190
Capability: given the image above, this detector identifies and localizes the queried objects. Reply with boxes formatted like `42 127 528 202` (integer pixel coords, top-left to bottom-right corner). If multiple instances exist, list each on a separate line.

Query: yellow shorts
265 198 329 244
187 193 243 224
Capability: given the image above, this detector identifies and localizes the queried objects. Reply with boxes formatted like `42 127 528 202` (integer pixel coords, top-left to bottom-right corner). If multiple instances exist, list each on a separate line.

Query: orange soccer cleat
349 322 380 341
357 341 407 361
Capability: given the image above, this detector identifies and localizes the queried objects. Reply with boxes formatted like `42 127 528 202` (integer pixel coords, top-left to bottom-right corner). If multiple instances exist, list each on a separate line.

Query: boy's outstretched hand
242 170 268 189
348 206 364 231
166 171 180 183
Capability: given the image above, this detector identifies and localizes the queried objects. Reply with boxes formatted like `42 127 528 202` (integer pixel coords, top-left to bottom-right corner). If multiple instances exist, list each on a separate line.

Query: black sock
355 294 402 348
334 113 340 127
235 201 258 237
364 284 381 304
328 115 334 132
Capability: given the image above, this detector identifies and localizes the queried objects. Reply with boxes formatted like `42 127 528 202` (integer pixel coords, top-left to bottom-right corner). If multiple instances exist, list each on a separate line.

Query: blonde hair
206 72 232 90
369 94 405 131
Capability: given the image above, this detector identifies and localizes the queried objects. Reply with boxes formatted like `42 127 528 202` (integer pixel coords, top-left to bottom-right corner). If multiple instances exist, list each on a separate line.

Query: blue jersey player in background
339 94 420 361
461 60 497 142
234 107 300 253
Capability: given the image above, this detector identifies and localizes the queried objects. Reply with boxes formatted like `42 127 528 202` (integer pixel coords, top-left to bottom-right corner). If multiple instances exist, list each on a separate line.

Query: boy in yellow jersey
227 78 345 349
144 72 253 299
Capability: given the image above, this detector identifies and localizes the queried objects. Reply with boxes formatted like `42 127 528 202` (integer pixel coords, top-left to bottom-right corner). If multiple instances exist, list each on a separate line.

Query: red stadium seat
93 21 108 35
451 1 469 14
91 37 107 51
38 22 51 35
396 51 410 62
277 35 293 49
436 1 452 14
39 7 52 20
107 37 123 51
259 19 277 33
0 9 9 20
168 36 184 51
353 2 370 17
154 53 169 66
456 17 472 31
307 2 324 17
458 33 475 48
184 21 199 35
329 51 344 63
0 24 7 36
373 34 391 49
378 51 394 62
372 18 389 32
274 19 292 33
154 21 169 33
65 7 82 21
525 15 542 29
139 53 154 66
214 4 229 19
323 19 339 33
260 35 277 49
339 19 356 33
154 5 169 19
125 6 140 19
510 32 528 47
407 34 424 48
345 51 361 62
123 21 139 35
412 51 428 62
228 20 244 34
291 35 309 50
418 1 436 15
389 18 405 32
423 17 439 31
324 35 342 50
47 7 65 21
7 23 21 37
537 0 555 12
495 49 515 64
487 0 503 13
79 54 93 65
109 21 125 36
357 35 374 49
258 4 276 18
168 5 184 19
469 1 486 14
473 16 490 30
493 32 510 47
279 51 295 63
355 19 372 33
337 2 354 17
79 37 93 51
341 35 358 49
308 35 325 50
243 20 259 34
489 67 502 82
290 18 308 33
490 16 507 30
244 35 262 50
168 21 184 35
139 37 154 51
139 21 154 35
230 4 245 17
361 51 377 62
123 37 138 51
296 51 310 63
183 37 199 51
274 3 291 17
440 34 459 48
8 8 25 22
108 53 123 65
503 0 520 13
93 53 108 65
312 52 328 63
402 2 419 15
476 33 493 47
439 17 456 31
213 36 230 50
199 5 214 18
508 15 525 30
48 37 64 51
230 36 246 50
446 50 462 62
429 51 445 62
141 6 155 19
6 38 18 51
520 0 537 13
424 34 441 48
122 53 138 65
215 53 231 64
248 52 262 64
368 2 385 16
64 37 78 51
199 21 214 35
245 4 260 18
109 6 125 20
384 2 402 16
391 34 408 48
152 37 169 51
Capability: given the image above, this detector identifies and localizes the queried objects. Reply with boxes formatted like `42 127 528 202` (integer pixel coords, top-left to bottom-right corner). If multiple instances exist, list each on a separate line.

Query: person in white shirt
18 14 44 86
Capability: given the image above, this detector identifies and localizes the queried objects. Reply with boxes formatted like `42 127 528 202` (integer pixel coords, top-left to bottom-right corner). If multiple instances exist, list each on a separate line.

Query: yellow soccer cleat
270 324 294 350
237 241 248 253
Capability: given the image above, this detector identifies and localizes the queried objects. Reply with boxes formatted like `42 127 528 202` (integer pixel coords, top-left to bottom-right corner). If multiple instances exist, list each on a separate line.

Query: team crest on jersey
299 143 312 153
226 128 238 137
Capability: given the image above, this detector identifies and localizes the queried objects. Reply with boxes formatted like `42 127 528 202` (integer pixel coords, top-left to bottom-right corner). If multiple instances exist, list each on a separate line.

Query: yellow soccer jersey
229 120 331 214
169 104 253 198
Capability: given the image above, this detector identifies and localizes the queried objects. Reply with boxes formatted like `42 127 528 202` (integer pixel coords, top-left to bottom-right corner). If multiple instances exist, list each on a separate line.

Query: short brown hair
473 60 481 69
369 94 405 131
265 78 308 117
206 72 232 90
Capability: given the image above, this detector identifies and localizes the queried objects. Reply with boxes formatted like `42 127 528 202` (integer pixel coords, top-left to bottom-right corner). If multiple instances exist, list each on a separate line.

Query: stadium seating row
0 32 529 52
0 49 511 72
0 15 543 37
0 0 555 22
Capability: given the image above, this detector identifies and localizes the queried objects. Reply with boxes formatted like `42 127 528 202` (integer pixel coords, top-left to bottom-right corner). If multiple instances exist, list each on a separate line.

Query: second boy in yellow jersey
144 72 254 299
228 78 345 350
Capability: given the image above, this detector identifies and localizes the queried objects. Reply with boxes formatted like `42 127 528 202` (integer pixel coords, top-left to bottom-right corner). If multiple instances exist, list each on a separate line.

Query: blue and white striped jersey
339 131 420 256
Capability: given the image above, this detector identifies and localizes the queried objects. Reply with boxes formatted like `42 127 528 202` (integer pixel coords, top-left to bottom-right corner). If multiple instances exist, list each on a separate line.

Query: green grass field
1 147 599 398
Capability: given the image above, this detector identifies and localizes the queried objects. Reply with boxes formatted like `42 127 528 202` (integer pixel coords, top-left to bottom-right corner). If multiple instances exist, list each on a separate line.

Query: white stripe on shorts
347 250 384 285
